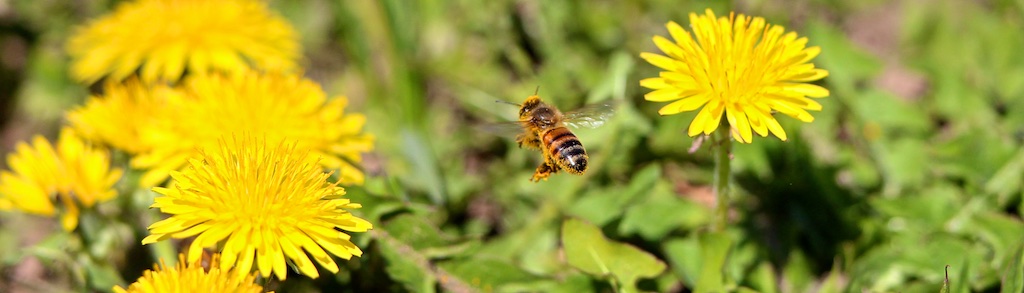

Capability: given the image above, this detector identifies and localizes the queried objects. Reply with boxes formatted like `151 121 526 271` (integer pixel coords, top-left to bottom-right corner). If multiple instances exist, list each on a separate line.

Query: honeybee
488 93 616 182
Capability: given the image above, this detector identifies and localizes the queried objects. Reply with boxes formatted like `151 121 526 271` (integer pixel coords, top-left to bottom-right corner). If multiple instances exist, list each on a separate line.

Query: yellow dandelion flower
640 9 830 143
129 72 373 187
0 128 123 231
142 137 372 280
67 79 171 154
67 0 300 84
114 253 267 293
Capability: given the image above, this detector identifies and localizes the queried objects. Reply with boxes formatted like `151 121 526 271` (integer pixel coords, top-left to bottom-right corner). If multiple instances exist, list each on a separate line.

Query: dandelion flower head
640 9 829 143
113 254 267 293
67 0 300 84
142 137 372 280
67 79 170 154
0 128 123 231
129 72 374 187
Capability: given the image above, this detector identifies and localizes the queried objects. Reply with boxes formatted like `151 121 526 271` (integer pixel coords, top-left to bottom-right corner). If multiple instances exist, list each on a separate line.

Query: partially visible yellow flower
67 79 171 154
129 72 373 187
142 137 372 280
114 253 267 293
0 128 123 231
640 9 829 143
67 0 300 84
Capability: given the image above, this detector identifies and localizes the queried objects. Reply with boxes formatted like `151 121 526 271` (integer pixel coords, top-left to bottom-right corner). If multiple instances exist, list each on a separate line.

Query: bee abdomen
543 127 589 174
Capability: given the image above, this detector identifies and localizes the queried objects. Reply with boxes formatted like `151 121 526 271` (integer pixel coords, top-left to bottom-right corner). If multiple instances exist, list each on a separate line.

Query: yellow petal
765 114 788 141
639 77 670 90
747 109 769 137
703 102 726 134
653 36 684 60
727 107 753 143
768 99 815 122
800 46 822 63
235 245 257 279
647 88 684 102
660 93 710 112
666 21 689 45
640 53 680 72
784 69 829 82
780 83 830 98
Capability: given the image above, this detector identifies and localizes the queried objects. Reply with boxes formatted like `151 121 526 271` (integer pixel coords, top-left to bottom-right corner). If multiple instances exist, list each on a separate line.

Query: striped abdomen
542 127 588 174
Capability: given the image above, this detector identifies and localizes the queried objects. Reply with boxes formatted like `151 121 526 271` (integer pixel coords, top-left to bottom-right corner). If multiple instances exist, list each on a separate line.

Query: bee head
530 107 556 127
519 95 543 116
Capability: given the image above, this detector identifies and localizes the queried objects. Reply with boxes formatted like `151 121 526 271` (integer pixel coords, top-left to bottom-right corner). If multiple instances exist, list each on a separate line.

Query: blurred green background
2 0 1024 292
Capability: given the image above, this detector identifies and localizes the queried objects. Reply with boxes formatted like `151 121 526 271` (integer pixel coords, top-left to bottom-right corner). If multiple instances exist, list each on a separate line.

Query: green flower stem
711 129 732 232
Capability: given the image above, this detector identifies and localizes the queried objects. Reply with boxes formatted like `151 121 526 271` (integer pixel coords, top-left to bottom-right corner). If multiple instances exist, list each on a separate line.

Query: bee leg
530 161 557 182
530 155 560 182
516 133 542 150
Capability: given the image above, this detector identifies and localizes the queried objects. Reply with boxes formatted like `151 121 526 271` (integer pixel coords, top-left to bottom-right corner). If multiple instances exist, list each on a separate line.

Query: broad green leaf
781 250 815 293
83 257 125 291
850 90 930 134
818 263 843 293
586 51 634 103
383 214 450 250
870 184 961 232
565 189 630 225
618 182 708 240
561 218 666 293
436 257 541 292
541 272 597 293
400 130 447 205
566 164 661 225
420 240 481 259
965 212 1024 265
874 137 929 195
985 148 1024 203
663 237 701 286
378 237 437 293
847 233 978 292
748 261 779 293
1003 241 1024 293
695 232 732 293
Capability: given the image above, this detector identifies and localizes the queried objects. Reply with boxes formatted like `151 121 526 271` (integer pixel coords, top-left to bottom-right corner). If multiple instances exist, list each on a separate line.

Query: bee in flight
488 92 616 182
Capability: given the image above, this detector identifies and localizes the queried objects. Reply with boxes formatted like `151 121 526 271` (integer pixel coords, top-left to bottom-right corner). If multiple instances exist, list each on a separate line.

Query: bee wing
563 100 618 129
477 121 528 138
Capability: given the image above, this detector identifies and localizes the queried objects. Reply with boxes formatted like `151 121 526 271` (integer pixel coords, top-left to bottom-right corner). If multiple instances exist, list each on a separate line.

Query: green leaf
539 272 597 293
965 212 1024 265
383 214 450 250
83 257 125 291
747 261 779 293
874 137 930 195
818 263 843 293
436 257 541 292
985 148 1024 203
1003 241 1024 293
781 250 815 293
941 265 950 293
585 50 634 103
561 218 666 293
400 130 448 204
851 90 931 134
566 164 661 225
663 237 701 286
618 182 708 240
378 234 437 293
695 232 732 293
